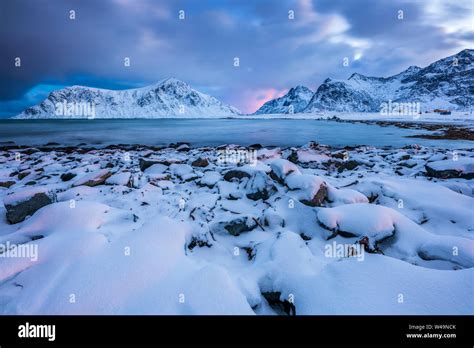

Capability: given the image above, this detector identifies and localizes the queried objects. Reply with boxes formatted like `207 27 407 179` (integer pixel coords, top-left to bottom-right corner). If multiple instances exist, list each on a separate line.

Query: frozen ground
0 142 473 314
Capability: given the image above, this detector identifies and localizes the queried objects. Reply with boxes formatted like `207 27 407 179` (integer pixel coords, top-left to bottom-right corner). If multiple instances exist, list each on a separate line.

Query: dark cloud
0 0 472 114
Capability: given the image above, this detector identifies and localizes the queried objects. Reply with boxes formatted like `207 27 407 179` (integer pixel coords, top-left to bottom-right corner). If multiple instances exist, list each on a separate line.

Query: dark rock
60 172 76 182
0 181 15 188
223 170 251 182
191 157 209 167
425 164 474 179
399 161 417 168
22 148 39 155
17 171 30 180
187 236 212 250
337 160 359 173
248 143 263 150
262 291 296 316
245 171 275 201
73 170 112 187
5 192 53 224
176 144 190 152
212 216 258 236
287 150 298 164
300 183 328 207
139 158 163 171
332 151 349 160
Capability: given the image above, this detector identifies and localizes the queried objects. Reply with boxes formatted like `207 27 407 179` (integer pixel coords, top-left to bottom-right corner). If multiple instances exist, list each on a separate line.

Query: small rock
211 216 257 236
337 160 359 173
223 169 251 182
18 171 30 180
262 211 284 228
139 158 168 171
60 172 76 182
0 181 15 188
249 144 263 150
191 157 209 167
287 150 299 164
176 144 190 152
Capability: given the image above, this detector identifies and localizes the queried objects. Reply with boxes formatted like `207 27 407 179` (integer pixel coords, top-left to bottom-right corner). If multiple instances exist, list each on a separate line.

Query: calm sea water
0 119 472 149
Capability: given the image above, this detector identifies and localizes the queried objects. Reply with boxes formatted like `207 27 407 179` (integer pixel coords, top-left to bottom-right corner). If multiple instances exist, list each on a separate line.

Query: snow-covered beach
0 140 473 314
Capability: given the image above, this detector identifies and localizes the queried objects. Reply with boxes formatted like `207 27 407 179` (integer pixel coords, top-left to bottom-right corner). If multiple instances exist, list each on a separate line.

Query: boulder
223 169 251 182
211 216 258 236
245 171 275 201
269 159 301 183
73 169 112 187
139 158 170 171
0 180 15 188
4 187 55 224
60 172 76 182
425 158 474 179
176 143 190 152
191 157 209 167
337 160 359 173
285 173 327 207
17 171 30 180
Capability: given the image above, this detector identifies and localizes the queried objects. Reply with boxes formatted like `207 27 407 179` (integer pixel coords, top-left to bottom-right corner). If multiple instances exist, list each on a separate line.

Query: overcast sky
0 0 472 115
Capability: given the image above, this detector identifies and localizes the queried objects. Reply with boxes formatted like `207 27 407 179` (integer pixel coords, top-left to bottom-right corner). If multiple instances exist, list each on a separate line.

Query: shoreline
0 141 473 314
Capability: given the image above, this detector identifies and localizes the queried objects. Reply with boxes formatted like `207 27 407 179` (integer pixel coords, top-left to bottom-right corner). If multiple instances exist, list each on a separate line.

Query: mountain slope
254 86 313 114
15 78 241 119
304 49 474 112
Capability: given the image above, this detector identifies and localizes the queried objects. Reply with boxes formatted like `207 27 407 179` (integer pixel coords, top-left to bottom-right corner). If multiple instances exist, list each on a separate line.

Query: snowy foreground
0 142 473 315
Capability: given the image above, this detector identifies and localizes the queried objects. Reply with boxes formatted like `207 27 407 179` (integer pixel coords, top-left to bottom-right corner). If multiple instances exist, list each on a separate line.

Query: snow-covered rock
4 187 56 224
285 173 327 206
0 143 473 315
425 157 474 179
269 159 301 182
73 169 112 187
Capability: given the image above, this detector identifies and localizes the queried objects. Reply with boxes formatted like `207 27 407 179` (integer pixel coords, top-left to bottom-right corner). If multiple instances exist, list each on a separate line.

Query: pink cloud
239 88 288 114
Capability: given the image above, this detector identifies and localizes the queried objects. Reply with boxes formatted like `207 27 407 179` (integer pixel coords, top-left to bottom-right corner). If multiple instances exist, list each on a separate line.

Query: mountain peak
456 48 473 57
348 72 366 80
158 77 188 86
304 49 473 113
16 79 240 119
254 85 313 114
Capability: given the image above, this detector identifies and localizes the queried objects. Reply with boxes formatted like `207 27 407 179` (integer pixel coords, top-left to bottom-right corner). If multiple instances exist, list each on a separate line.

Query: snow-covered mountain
304 49 473 112
254 49 473 114
254 85 313 114
15 78 241 119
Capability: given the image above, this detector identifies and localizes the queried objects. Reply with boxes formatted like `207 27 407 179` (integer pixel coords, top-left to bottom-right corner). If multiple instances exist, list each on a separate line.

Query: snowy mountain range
254 86 313 114
14 49 473 118
15 78 240 119
257 49 473 114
